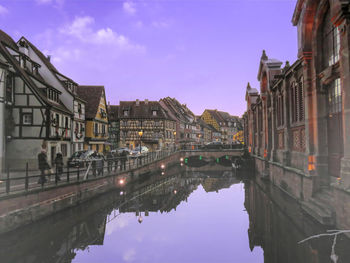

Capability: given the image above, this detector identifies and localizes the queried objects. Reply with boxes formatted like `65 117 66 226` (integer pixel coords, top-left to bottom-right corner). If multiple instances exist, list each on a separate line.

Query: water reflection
0 164 349 262
245 179 350 263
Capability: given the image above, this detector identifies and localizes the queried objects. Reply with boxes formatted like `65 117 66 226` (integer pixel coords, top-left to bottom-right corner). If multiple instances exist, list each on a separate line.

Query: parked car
130 146 149 157
68 150 87 167
115 147 132 155
68 150 104 167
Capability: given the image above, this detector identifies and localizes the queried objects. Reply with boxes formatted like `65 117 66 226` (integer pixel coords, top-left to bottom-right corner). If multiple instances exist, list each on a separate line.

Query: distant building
77 86 109 153
201 109 241 144
159 97 196 146
118 99 176 150
107 105 120 150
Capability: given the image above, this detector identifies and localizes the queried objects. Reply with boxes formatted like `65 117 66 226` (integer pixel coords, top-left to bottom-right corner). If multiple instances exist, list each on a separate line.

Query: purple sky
0 0 297 116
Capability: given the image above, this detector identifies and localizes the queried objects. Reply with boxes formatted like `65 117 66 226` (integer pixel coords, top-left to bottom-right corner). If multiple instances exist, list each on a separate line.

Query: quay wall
253 156 350 231
0 151 184 235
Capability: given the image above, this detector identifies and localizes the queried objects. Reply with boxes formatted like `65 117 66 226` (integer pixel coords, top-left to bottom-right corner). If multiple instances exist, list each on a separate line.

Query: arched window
322 8 340 68
290 79 304 124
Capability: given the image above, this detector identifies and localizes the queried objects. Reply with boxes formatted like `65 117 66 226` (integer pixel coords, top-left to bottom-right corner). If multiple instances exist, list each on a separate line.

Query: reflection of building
245 180 350 263
201 177 239 193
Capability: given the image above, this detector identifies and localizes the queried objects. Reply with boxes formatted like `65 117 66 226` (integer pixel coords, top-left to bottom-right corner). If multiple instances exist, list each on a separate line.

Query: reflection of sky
73 184 263 263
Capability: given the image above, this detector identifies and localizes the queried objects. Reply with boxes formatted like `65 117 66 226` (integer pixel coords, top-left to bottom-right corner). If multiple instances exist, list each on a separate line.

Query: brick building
243 0 350 228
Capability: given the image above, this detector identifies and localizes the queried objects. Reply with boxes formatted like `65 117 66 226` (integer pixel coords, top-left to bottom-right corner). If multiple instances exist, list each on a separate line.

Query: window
290 80 304 124
22 113 32 125
94 123 99 135
5 73 13 103
329 78 342 114
322 9 340 68
276 93 284 127
65 117 69 128
152 110 157 116
56 113 60 127
102 124 106 135
123 110 128 117
78 103 82 114
61 144 67 157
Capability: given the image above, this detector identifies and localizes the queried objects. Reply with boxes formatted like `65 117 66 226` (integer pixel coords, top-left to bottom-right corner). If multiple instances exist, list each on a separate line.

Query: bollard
25 163 29 191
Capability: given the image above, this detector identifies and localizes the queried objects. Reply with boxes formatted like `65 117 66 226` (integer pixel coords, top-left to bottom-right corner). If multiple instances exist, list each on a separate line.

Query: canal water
0 163 350 263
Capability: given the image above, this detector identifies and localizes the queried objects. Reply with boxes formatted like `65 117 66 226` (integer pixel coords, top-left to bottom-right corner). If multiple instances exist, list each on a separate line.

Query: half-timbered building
118 99 176 150
18 37 86 154
0 30 72 169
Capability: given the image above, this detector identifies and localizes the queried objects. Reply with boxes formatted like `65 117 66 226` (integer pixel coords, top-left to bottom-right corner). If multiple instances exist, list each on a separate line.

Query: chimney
47 55 51 62
136 99 140 106
145 99 149 105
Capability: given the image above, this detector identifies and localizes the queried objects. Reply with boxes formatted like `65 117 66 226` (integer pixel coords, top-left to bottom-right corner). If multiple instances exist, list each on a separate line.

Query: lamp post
138 130 143 154
173 131 176 151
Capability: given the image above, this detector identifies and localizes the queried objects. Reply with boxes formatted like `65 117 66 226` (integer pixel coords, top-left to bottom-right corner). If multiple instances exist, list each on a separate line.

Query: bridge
0 148 243 234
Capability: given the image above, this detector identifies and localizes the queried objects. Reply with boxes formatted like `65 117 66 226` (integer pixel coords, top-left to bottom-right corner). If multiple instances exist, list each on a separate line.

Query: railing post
6 167 10 194
55 165 58 185
67 166 70 182
25 162 29 191
77 166 80 181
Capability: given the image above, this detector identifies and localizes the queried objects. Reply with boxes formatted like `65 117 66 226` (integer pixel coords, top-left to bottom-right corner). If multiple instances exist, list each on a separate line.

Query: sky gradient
0 0 298 116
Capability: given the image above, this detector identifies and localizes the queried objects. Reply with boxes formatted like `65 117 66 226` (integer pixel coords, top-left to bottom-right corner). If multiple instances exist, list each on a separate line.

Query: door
328 78 343 177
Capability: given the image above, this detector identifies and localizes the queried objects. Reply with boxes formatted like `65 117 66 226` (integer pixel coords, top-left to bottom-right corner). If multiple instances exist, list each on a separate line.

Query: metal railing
0 144 243 196
0 148 178 196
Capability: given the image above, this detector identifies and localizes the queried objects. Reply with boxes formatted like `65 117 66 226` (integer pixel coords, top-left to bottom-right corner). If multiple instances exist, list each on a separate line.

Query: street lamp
138 130 143 154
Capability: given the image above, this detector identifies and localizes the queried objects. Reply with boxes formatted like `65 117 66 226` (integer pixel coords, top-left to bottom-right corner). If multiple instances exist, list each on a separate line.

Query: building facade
243 0 350 229
118 100 176 150
0 30 73 168
77 86 109 153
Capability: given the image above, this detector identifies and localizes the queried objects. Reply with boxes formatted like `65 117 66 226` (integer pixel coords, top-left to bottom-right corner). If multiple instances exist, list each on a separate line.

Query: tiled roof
77 86 105 119
0 30 18 50
108 105 119 121
21 36 59 73
119 100 171 120
0 33 71 115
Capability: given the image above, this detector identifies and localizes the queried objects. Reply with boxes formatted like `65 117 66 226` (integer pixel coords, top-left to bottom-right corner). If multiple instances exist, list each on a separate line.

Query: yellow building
201 110 221 131
77 86 109 153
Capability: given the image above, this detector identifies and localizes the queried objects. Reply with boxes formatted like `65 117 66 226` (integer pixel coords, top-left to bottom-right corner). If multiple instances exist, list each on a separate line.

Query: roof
119 100 172 120
77 86 105 119
0 30 18 50
108 105 119 121
159 97 195 123
0 31 71 115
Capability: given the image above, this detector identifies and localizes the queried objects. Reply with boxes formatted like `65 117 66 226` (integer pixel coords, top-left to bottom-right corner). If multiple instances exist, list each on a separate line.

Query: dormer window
152 110 157 116
47 88 59 103
123 110 129 117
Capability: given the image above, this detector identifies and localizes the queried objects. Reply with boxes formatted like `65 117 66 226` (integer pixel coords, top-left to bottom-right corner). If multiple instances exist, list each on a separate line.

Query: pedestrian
91 151 97 177
96 153 104 176
37 148 50 185
121 150 127 170
114 152 119 171
54 152 63 181
107 151 113 173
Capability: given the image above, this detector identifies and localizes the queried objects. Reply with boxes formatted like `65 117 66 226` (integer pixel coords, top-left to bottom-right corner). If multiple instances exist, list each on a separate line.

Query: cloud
0 5 9 15
152 21 170 29
61 16 145 52
123 1 136 15
123 248 136 262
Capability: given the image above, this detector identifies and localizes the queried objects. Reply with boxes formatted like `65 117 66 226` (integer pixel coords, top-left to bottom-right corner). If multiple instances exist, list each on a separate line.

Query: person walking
54 152 63 182
38 148 50 185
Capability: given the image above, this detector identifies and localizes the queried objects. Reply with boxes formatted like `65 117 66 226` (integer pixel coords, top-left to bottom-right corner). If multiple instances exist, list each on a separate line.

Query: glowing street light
119 178 125 185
